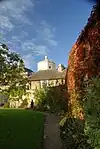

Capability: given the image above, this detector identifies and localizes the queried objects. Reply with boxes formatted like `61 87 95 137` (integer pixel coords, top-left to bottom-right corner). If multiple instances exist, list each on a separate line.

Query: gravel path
43 113 62 149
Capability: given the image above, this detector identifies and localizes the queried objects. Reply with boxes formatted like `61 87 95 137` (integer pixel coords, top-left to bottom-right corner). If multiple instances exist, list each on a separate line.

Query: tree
0 44 28 103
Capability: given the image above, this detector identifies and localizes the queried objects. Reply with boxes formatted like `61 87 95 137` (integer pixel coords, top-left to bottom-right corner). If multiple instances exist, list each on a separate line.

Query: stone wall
31 81 40 89
30 79 65 90
27 78 65 103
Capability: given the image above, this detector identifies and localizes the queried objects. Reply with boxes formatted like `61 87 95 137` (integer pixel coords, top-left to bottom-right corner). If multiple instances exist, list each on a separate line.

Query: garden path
43 113 62 149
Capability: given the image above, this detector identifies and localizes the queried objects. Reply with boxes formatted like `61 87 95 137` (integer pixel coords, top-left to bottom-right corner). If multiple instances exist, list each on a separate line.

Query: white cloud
5 30 29 49
18 20 57 67
0 19 58 69
36 20 58 47
0 16 14 31
0 0 34 30
34 45 48 55
22 41 48 56
0 0 58 69
19 30 28 39
22 41 35 51
23 54 35 68
11 36 22 44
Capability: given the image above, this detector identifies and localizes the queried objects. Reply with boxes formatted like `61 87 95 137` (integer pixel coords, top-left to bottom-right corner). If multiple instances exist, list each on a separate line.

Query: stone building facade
27 56 66 103
0 56 66 108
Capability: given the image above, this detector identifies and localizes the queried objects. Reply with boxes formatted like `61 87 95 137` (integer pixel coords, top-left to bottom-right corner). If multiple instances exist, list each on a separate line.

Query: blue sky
0 0 94 71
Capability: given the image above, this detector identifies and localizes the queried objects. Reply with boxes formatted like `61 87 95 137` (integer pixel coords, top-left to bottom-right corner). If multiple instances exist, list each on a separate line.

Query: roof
24 68 33 73
38 56 56 65
29 69 66 81
38 59 56 65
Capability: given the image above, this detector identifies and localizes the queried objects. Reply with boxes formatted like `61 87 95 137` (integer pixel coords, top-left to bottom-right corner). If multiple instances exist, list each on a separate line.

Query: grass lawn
0 109 44 149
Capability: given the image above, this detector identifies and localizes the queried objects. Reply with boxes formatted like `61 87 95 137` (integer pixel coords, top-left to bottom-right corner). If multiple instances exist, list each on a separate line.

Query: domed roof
38 56 55 64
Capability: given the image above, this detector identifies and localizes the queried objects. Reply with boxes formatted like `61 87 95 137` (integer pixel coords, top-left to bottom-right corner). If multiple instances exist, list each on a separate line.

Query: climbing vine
66 2 100 119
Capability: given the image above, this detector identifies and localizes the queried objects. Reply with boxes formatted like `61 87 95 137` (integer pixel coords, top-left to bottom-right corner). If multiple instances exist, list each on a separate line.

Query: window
49 66 51 69
40 80 47 88
26 83 30 90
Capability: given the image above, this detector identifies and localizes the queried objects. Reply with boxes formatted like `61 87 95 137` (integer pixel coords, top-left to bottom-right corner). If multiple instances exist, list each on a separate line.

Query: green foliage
62 2 100 148
60 77 100 149
0 44 28 101
34 87 47 105
3 102 10 108
33 85 67 114
59 112 91 149
69 89 83 118
84 77 100 149
19 98 28 108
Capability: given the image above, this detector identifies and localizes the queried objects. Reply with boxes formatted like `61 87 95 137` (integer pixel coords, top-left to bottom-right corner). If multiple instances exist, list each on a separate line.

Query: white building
0 56 66 108
29 56 66 90
37 56 56 71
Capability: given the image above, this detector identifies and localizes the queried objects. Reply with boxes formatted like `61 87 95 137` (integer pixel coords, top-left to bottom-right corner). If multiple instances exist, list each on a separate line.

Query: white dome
37 56 56 71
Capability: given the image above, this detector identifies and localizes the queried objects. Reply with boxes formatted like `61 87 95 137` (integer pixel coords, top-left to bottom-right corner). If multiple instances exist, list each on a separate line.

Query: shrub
33 87 48 111
3 102 10 108
59 87 92 149
59 77 100 149
19 98 28 108
33 85 67 114
68 89 84 119
59 112 91 149
84 77 100 149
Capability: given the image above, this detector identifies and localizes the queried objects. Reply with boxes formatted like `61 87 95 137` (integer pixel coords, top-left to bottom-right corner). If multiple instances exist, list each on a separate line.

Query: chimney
58 64 63 72
45 56 48 60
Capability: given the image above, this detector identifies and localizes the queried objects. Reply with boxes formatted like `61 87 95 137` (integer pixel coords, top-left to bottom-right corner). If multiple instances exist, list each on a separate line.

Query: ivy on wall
66 3 100 119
